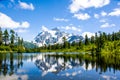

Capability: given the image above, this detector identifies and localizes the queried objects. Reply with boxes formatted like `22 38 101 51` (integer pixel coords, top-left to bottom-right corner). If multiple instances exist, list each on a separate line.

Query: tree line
1 26 120 53
40 30 120 53
0 27 24 53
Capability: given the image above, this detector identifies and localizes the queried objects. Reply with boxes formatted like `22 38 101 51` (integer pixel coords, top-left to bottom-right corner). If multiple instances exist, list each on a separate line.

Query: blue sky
0 0 120 41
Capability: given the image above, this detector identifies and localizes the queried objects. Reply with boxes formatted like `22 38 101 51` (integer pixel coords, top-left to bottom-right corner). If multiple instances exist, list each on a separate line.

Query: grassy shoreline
0 51 17 53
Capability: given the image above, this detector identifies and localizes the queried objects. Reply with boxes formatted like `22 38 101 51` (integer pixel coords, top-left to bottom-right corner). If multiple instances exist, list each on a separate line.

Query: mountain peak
41 26 49 31
35 27 83 47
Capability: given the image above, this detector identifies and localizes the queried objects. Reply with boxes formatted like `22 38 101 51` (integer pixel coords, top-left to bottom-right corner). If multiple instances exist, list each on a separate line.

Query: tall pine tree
0 27 2 45
3 29 9 45
85 34 89 45
10 29 15 45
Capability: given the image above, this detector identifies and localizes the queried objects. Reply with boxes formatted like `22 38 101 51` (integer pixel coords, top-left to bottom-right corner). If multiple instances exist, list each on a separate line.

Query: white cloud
94 14 99 19
100 23 115 28
61 25 81 32
19 1 34 10
82 32 95 38
53 17 69 22
73 13 90 20
72 72 77 76
69 0 110 13
21 21 30 28
0 74 28 80
0 12 30 29
99 19 106 23
102 75 117 80
109 8 120 16
101 11 107 16
16 29 28 33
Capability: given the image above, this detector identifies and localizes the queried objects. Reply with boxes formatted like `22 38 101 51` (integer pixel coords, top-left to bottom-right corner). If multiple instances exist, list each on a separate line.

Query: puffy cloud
94 14 99 19
100 23 115 28
21 21 30 28
69 0 110 13
0 12 30 29
15 29 28 33
101 11 107 16
82 32 95 38
60 25 81 32
73 13 90 20
19 1 34 10
109 8 120 16
94 11 107 19
53 17 69 22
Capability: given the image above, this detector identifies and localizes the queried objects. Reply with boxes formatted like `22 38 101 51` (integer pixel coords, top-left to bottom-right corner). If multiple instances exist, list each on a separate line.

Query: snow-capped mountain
35 26 83 47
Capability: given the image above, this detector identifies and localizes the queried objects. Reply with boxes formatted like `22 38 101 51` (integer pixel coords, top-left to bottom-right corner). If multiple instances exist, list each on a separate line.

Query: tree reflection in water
35 52 120 74
0 52 120 79
0 53 23 76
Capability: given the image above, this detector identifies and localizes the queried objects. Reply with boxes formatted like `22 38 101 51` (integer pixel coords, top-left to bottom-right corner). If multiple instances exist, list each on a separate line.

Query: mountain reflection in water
35 53 120 74
35 55 81 74
0 53 120 80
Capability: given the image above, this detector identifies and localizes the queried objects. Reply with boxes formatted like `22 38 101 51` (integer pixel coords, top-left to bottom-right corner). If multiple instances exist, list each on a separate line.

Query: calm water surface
0 53 120 80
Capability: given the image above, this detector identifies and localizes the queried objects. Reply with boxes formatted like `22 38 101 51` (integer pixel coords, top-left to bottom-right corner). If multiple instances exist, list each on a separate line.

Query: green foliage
17 46 25 53
39 30 120 54
10 29 15 44
0 28 27 53
62 36 68 48
0 46 11 51
0 27 120 54
85 34 90 45
90 36 95 44
3 29 9 45
0 27 2 45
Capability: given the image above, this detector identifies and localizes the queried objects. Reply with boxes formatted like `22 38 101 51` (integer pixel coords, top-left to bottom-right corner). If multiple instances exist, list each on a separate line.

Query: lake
0 52 120 80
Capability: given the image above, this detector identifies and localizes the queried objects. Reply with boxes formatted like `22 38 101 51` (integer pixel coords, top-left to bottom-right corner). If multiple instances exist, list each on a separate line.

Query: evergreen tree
15 33 18 43
79 40 82 47
0 27 2 45
95 32 105 52
79 39 83 49
95 32 98 45
107 33 111 41
3 29 9 45
112 32 115 41
68 42 71 49
18 37 21 46
71 41 76 46
85 34 89 45
21 38 23 46
10 29 15 45
62 36 68 48
102 32 107 41
47 44 51 50
99 32 105 48
116 31 120 40
90 36 95 44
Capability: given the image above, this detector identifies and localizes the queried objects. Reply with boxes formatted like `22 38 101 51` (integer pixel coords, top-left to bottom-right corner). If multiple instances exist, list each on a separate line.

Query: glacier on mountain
34 26 83 47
